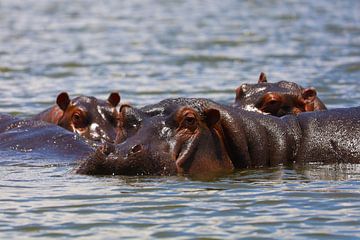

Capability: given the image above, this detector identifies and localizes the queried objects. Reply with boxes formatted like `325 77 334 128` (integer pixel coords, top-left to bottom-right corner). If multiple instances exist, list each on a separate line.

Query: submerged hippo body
76 98 360 176
0 114 94 163
286 107 360 163
234 72 327 116
32 92 121 143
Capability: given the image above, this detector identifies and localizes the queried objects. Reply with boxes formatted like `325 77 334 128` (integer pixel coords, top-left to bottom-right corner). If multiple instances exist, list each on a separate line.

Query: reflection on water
1 165 360 239
295 163 360 181
1 0 360 239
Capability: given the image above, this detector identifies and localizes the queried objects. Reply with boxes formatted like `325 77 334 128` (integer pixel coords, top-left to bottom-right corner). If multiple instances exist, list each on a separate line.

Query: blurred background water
1 0 360 239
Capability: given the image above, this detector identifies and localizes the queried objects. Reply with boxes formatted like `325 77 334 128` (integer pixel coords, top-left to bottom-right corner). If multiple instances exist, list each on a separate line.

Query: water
1 0 360 239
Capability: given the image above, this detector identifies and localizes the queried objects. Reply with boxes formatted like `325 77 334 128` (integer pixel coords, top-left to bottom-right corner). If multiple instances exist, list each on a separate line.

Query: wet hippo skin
76 98 360 176
32 92 121 143
234 72 327 116
77 103 235 175
0 114 95 162
285 107 360 164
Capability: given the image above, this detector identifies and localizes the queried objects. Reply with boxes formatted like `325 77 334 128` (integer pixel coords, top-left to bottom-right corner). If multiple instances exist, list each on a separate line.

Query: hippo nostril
130 144 142 154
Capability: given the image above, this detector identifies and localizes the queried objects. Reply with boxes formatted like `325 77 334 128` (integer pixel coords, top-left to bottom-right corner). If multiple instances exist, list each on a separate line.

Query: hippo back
290 106 360 163
0 114 95 165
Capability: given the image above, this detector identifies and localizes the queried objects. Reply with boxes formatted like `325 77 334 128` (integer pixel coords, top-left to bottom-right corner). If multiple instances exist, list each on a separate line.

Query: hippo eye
182 115 197 130
72 113 81 122
185 116 195 125
72 112 87 128
267 100 278 105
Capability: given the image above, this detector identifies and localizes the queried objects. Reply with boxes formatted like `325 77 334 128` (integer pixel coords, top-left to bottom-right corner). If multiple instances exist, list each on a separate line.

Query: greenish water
1 0 360 239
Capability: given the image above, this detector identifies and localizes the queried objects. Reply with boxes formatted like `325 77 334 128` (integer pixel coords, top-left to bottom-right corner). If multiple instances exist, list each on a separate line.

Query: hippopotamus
76 98 360 176
0 114 94 164
77 102 234 175
233 72 327 116
32 92 121 143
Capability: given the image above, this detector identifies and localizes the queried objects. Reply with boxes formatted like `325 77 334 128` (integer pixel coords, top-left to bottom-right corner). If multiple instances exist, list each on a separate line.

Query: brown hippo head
55 92 121 143
234 72 327 116
76 104 234 176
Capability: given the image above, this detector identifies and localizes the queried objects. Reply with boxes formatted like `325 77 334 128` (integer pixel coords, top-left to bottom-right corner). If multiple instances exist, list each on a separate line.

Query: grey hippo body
0 114 95 163
286 107 360 164
77 98 360 176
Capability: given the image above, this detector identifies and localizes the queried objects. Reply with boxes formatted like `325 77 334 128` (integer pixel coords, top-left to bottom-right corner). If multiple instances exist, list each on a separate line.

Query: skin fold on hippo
233 72 327 116
0 113 95 163
76 98 360 176
32 92 121 143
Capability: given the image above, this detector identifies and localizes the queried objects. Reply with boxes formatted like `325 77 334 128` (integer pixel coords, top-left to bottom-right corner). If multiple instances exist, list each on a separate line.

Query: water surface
1 0 360 239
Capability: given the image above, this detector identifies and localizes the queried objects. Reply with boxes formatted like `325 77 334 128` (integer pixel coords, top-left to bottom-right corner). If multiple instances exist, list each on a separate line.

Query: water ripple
1 0 360 238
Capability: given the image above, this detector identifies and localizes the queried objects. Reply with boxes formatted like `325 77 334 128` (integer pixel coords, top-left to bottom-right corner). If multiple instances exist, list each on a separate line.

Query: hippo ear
204 109 220 128
56 92 71 111
302 88 317 103
302 88 317 112
257 93 282 115
108 92 121 107
258 72 267 83
235 86 244 101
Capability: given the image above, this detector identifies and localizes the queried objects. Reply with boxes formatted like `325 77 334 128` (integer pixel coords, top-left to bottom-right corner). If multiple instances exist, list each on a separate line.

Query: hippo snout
75 143 127 175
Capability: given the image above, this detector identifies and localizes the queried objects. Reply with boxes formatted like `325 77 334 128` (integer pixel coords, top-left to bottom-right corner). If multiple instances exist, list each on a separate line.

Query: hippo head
234 72 327 116
76 105 234 176
56 92 121 143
